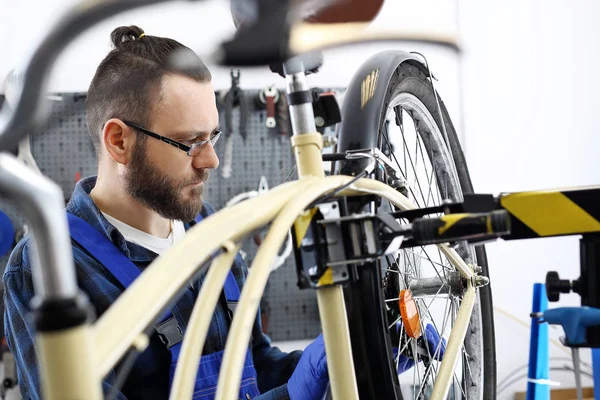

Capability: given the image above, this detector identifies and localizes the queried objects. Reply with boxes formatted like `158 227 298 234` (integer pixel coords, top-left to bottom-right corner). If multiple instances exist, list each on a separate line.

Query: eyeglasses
123 120 222 157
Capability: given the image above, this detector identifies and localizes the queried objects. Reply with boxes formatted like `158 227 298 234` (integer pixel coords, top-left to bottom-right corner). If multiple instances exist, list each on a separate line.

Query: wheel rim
379 92 484 399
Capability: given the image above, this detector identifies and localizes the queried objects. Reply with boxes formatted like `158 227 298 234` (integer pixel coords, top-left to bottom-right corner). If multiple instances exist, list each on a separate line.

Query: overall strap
67 212 179 346
67 212 142 288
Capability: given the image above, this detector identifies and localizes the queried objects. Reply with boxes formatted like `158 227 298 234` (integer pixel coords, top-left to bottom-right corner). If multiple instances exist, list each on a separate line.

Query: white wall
460 0 600 397
1 0 599 399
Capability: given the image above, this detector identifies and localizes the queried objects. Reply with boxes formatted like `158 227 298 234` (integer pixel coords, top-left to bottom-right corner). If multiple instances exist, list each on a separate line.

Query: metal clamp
155 316 183 348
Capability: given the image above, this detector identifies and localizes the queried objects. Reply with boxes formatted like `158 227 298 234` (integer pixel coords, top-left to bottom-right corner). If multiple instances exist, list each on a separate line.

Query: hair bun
110 25 145 49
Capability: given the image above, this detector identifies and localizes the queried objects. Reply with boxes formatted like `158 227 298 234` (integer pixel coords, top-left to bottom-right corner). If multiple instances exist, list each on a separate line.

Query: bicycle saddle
230 0 384 27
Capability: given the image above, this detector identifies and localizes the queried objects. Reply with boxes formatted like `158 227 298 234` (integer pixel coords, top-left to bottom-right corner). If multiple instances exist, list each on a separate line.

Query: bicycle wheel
334 51 495 399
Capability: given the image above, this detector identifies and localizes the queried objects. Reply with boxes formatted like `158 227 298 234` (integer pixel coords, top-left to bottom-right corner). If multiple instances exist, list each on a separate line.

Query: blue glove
394 323 446 374
287 334 329 400
424 323 446 360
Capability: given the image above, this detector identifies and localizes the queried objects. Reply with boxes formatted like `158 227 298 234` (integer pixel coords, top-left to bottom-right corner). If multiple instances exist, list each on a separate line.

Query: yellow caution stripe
500 191 600 236
317 267 333 287
439 214 466 235
293 208 318 248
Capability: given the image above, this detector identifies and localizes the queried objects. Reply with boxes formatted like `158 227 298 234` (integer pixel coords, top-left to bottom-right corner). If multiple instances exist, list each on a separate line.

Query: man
3 26 328 400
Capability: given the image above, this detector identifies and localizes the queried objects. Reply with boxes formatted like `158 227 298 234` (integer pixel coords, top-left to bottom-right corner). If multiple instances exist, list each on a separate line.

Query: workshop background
1 0 600 399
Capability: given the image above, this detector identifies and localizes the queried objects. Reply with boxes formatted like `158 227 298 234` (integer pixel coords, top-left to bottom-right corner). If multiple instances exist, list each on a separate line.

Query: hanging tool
221 69 248 179
276 89 290 136
257 85 280 128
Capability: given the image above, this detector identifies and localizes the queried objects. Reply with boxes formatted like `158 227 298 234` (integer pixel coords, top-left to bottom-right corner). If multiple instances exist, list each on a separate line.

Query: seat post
284 70 316 135
282 51 323 136
282 52 327 178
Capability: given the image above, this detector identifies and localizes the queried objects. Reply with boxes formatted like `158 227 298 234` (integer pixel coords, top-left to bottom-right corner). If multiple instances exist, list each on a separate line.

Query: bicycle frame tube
288 65 360 399
0 154 101 399
431 283 477 400
38 324 102 400
0 154 76 298
93 180 303 377
217 177 361 400
169 242 242 400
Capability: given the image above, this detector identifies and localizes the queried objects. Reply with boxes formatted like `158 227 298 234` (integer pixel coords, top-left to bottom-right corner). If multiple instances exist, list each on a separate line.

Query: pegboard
0 88 346 342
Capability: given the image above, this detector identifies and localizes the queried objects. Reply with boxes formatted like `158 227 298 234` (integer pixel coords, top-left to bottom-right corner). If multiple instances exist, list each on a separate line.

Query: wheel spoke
402 249 450 271
453 372 467 398
416 130 436 206
391 254 411 289
388 315 402 330
373 91 486 398
423 283 450 311
383 267 401 275
396 330 404 372
384 113 407 180
463 347 474 397
405 248 450 285
416 319 438 398
436 246 449 281
383 125 421 201
412 339 420 400
399 116 428 207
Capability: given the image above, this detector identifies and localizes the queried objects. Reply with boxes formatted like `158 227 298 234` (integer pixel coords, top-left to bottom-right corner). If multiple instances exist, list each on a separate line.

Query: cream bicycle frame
0 2 475 398
35 133 476 400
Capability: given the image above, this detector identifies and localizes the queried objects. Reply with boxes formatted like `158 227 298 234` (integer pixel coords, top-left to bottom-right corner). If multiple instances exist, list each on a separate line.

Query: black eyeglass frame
123 120 221 157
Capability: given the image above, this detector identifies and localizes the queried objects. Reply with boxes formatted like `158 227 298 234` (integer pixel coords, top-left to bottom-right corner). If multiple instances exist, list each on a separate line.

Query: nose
192 143 219 169
192 143 219 170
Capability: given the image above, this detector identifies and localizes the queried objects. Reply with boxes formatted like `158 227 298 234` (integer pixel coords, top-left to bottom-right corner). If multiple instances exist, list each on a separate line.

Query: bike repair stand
530 234 600 400
527 283 550 400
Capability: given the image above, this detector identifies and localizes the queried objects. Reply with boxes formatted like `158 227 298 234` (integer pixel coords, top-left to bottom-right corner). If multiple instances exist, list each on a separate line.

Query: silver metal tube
0 154 77 299
409 277 449 297
0 0 171 152
409 272 464 297
572 348 583 400
285 72 317 135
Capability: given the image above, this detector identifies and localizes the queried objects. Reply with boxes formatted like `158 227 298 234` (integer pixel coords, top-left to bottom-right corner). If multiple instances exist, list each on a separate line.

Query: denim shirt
3 176 300 400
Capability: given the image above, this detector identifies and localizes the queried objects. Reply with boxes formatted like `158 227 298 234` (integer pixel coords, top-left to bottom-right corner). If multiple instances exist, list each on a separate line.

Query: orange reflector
399 289 421 339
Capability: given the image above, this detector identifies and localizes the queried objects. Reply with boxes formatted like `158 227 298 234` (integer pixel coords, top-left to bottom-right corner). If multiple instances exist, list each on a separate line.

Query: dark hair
85 25 212 155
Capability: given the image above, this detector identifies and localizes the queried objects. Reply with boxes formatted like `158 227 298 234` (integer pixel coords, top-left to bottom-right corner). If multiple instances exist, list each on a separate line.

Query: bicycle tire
334 52 496 399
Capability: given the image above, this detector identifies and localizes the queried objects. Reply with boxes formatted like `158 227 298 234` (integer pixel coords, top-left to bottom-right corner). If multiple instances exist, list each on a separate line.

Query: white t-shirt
102 212 186 255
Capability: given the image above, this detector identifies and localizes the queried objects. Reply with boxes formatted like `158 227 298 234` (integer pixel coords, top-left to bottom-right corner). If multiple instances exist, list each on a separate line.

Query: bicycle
0 1 500 399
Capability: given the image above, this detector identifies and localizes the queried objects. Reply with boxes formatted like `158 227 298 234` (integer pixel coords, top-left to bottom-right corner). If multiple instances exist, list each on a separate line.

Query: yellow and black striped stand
499 186 600 240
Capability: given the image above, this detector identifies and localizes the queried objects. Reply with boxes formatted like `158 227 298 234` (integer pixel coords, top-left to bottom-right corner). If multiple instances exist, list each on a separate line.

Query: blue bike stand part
0 210 14 257
533 306 600 399
592 348 600 400
527 283 550 400
541 307 600 347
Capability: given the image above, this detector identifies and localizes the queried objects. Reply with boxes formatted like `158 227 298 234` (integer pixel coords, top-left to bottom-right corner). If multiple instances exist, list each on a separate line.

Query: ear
102 119 136 165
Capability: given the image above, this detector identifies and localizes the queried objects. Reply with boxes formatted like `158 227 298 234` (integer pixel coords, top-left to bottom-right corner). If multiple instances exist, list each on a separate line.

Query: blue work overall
67 212 261 399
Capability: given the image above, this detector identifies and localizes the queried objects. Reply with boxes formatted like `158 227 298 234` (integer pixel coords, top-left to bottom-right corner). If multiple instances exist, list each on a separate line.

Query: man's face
124 74 219 222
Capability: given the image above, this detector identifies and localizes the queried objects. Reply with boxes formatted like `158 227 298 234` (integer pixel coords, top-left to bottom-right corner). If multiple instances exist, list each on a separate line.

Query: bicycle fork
283 56 360 400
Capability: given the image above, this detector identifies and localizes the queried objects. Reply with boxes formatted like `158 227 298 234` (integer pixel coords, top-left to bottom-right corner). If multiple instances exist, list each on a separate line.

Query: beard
124 139 210 222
